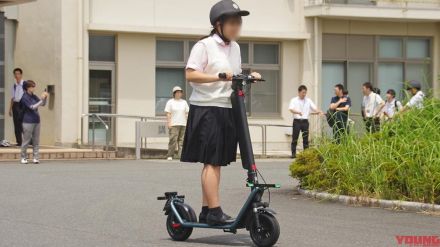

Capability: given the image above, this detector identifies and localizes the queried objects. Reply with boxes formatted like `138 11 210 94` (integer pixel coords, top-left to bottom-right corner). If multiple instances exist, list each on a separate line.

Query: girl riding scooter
181 0 261 226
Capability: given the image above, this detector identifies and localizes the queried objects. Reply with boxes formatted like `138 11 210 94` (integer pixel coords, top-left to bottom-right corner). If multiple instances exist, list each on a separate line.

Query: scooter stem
231 77 258 185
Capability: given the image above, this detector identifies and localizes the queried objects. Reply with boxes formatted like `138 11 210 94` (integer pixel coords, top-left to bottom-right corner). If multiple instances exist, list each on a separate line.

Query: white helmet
172 86 183 94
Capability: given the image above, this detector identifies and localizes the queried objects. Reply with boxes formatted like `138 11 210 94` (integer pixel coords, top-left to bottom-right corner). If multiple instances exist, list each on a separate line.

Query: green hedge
290 98 440 204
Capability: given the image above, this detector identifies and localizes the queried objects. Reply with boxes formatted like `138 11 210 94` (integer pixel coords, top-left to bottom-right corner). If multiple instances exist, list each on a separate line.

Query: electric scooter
158 74 281 247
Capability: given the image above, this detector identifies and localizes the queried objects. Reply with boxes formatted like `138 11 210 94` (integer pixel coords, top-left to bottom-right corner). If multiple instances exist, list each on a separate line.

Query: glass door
88 64 115 145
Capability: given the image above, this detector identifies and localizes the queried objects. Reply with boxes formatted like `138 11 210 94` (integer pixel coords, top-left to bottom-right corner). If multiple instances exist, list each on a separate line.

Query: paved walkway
0 160 437 247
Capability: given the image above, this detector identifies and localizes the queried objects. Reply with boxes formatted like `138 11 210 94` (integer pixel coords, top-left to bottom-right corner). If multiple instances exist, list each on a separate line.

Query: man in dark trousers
288 85 323 158
9 68 25 146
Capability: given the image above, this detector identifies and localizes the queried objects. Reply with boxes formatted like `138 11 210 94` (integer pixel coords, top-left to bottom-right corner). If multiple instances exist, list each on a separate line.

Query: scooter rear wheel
249 213 280 247
166 203 196 241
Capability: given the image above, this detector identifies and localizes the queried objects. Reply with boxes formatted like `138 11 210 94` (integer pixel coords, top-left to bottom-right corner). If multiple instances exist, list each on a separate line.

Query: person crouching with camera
20 80 48 164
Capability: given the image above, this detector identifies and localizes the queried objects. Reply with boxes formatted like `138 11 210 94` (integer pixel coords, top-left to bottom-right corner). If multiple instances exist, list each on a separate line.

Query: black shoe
206 212 235 226
199 211 207 223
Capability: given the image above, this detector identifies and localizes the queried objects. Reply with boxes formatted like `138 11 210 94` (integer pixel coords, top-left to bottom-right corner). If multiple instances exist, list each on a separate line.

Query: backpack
394 100 401 112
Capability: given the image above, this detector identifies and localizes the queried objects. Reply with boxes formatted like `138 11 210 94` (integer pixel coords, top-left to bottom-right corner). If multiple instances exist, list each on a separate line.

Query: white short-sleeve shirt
362 92 384 117
185 34 242 108
406 91 425 109
288 96 318 120
383 99 402 118
164 98 189 126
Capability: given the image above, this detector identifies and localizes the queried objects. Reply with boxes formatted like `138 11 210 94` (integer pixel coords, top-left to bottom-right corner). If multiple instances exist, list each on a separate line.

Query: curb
297 187 440 213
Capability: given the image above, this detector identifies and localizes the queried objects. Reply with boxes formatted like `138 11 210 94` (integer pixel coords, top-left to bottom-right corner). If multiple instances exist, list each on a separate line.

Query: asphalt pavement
0 159 438 247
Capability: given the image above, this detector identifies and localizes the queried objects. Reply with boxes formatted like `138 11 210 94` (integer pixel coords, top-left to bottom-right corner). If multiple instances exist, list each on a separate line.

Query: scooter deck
180 221 237 229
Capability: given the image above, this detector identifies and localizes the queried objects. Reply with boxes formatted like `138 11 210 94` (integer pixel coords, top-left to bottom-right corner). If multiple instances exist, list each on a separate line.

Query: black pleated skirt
180 104 238 166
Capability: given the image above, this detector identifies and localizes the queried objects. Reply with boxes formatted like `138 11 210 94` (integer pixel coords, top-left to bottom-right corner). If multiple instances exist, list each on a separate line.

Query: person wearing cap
288 85 323 159
181 0 260 226
402 80 425 112
164 86 189 161
382 89 402 120
20 80 48 164
361 82 385 133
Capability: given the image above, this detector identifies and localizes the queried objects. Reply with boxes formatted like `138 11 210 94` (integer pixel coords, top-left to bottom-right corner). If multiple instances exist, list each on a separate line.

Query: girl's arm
185 69 232 84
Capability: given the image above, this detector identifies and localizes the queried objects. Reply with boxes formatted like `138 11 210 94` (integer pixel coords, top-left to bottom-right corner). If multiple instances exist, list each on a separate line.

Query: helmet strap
214 18 231 45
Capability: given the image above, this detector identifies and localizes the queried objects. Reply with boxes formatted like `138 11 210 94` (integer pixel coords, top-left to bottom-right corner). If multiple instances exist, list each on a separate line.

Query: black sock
209 206 223 216
201 206 209 214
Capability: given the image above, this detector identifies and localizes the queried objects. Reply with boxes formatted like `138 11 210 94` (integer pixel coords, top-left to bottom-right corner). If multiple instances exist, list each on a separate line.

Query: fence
81 113 297 157
81 113 370 158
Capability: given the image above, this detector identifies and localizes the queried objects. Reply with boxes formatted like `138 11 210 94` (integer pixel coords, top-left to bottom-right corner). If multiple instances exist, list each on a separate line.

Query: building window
379 37 403 59
322 34 432 113
155 39 281 116
88 34 116 144
240 42 281 116
156 41 184 62
155 39 193 115
89 35 116 62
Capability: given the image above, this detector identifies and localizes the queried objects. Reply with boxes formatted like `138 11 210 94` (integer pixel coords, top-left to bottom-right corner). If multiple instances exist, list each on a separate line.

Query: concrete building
1 0 439 151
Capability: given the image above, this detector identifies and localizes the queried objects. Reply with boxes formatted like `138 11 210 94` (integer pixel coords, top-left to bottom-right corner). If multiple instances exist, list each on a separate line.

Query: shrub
290 98 440 204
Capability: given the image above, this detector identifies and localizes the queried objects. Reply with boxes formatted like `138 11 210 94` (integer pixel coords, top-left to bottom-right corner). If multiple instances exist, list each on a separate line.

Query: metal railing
80 112 373 158
80 113 297 157
89 114 109 151
249 123 292 157
80 113 166 151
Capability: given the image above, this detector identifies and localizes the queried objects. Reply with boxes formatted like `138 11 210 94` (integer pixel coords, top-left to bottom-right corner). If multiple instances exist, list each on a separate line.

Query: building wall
8 0 62 145
88 0 308 39
3 0 439 150
116 33 155 146
112 34 303 149
59 0 81 146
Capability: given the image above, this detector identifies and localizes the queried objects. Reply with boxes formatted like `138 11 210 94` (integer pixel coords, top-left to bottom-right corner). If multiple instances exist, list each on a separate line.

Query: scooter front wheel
249 213 280 247
166 212 193 241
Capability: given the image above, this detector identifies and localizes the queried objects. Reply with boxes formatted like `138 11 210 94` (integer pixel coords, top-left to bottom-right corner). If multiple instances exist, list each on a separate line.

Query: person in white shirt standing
361 82 385 133
382 89 402 120
288 85 323 158
402 80 425 112
164 86 189 161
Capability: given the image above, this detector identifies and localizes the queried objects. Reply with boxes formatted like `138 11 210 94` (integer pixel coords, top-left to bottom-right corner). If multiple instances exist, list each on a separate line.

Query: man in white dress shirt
288 85 323 158
361 82 385 133
401 80 425 112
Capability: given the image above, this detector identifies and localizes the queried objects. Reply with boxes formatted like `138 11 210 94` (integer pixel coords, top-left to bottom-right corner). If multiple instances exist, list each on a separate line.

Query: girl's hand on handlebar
218 72 233 81
250 72 262 80
220 72 233 81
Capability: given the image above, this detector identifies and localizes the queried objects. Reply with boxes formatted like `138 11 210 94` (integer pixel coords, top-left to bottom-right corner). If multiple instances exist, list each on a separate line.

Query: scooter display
158 74 281 247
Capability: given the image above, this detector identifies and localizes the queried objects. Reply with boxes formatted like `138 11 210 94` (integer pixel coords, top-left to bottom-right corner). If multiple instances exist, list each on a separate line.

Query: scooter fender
170 201 198 223
258 207 277 216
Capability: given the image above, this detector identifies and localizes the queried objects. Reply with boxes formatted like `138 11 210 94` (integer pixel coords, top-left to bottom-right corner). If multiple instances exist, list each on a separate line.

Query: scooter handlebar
233 74 265 83
219 73 265 83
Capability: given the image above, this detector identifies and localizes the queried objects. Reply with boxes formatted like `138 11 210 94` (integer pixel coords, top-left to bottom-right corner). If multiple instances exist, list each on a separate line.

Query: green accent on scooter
158 74 281 247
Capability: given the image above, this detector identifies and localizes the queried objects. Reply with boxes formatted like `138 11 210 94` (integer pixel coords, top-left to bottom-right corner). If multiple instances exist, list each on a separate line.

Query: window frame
155 38 282 117
322 34 433 107
239 41 282 117
155 39 197 116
